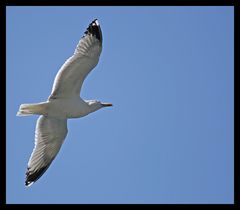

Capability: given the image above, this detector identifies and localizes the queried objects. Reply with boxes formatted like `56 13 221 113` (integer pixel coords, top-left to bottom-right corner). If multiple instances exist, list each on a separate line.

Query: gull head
85 100 112 113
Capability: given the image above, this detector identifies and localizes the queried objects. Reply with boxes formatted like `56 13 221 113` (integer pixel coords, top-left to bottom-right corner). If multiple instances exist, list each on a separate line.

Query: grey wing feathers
25 116 68 186
48 19 102 100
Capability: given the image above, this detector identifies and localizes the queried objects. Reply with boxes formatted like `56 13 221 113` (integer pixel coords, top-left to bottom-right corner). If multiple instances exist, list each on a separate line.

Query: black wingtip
92 18 98 23
25 165 50 187
83 18 102 43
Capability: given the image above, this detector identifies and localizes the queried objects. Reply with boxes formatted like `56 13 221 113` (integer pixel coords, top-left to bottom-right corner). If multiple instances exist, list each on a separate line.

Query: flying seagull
17 19 112 187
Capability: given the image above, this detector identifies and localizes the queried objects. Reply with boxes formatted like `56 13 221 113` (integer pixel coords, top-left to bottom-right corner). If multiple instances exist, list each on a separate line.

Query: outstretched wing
48 19 102 100
25 116 68 186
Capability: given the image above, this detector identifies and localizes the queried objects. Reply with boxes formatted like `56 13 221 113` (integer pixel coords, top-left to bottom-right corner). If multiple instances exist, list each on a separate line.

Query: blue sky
6 6 234 204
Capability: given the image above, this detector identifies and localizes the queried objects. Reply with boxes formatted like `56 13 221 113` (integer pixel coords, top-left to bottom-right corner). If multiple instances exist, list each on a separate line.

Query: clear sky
6 6 234 204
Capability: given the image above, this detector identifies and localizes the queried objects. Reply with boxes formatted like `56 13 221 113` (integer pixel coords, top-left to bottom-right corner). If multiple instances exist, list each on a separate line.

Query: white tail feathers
17 103 48 116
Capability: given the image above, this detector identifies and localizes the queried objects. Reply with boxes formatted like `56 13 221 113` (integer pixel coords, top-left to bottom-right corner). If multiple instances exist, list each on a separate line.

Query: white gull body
17 19 112 186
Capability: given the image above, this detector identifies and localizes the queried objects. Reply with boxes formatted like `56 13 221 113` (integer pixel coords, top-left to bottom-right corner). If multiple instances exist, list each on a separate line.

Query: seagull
17 19 112 187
